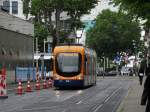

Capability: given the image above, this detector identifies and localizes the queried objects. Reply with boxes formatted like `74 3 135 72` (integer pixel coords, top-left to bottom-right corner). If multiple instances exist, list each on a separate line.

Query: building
0 11 34 83
0 0 26 19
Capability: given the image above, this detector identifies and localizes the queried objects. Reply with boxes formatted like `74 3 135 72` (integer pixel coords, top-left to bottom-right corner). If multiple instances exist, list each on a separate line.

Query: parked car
121 66 132 76
107 70 118 76
97 70 106 76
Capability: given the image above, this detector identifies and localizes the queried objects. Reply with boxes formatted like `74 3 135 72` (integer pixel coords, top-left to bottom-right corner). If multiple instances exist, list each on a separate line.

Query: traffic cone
43 80 47 89
35 79 40 90
47 79 52 88
26 80 32 92
17 80 23 95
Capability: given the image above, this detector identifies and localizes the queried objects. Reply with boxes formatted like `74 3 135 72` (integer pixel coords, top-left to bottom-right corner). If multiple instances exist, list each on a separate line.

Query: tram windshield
56 53 81 77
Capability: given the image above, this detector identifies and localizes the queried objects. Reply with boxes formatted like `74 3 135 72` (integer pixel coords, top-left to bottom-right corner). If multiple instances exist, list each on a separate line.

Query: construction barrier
15 67 49 82
15 67 36 82
0 67 8 99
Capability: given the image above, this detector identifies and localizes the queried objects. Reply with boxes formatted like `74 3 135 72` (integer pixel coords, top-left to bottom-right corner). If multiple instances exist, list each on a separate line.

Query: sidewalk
117 77 146 112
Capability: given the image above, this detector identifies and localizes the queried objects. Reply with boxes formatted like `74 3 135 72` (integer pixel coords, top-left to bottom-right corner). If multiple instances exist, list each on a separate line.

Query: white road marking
76 100 82 104
93 87 122 112
93 104 103 112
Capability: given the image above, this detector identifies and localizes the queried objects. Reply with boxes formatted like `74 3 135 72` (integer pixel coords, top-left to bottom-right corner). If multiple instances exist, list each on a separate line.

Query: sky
81 0 118 21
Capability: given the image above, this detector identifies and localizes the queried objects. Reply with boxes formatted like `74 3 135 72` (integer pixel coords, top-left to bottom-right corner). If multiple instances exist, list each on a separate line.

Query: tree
64 0 98 31
110 0 150 61
22 0 98 51
110 0 150 29
86 9 141 59
34 23 49 52
22 0 30 19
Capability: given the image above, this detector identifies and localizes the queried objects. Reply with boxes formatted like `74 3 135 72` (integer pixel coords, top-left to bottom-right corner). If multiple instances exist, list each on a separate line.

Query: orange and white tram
53 44 97 87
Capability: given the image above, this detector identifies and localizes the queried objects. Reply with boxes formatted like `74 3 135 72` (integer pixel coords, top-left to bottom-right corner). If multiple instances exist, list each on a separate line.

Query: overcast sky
81 0 118 21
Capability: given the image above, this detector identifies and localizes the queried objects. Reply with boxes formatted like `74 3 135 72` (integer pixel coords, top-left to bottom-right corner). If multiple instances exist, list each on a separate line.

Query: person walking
138 61 145 85
141 61 150 112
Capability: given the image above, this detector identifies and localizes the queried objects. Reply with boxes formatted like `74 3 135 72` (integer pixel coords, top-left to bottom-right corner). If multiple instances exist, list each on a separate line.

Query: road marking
76 100 82 104
93 87 122 112
93 104 103 112
104 87 122 103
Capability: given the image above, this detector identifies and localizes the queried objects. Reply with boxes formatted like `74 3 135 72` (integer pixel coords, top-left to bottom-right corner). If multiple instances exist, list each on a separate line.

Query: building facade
0 11 34 83
0 0 26 19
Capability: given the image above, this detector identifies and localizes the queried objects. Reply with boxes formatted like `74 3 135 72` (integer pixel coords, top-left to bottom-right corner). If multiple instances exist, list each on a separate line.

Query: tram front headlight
77 75 83 80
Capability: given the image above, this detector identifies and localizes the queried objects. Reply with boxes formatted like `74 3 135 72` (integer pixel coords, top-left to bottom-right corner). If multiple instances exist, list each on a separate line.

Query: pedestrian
138 61 145 85
141 61 150 112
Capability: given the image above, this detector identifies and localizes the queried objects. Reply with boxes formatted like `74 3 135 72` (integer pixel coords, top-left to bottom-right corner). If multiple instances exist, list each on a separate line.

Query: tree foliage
86 9 141 59
110 0 150 26
22 0 98 51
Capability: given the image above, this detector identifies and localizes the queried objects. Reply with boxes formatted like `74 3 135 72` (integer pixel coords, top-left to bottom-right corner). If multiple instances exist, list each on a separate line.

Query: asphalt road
0 77 133 112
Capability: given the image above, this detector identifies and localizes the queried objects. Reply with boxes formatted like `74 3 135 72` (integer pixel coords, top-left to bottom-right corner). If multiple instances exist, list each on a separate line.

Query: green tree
86 9 141 59
22 0 30 19
23 0 98 51
34 23 49 52
110 0 150 32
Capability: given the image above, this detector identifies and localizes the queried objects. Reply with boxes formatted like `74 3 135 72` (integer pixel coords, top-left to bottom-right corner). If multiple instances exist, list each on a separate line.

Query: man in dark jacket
138 66 144 85
138 59 146 85
141 62 150 112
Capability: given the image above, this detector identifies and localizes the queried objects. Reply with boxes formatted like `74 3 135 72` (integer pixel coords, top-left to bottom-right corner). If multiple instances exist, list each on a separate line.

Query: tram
53 44 97 87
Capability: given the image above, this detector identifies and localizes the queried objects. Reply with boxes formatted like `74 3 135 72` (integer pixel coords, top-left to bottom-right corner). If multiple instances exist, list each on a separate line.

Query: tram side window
84 55 87 75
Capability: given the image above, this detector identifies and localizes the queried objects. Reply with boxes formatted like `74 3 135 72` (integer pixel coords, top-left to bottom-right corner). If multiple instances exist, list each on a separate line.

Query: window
56 53 82 77
1 1 10 12
12 1 18 14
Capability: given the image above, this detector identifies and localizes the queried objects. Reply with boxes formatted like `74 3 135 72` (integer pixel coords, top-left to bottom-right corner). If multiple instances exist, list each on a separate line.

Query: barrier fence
15 67 48 82
15 67 36 82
